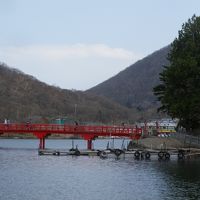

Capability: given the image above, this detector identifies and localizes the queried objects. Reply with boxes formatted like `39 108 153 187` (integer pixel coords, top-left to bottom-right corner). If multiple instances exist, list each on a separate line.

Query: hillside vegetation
0 63 138 124
88 46 170 113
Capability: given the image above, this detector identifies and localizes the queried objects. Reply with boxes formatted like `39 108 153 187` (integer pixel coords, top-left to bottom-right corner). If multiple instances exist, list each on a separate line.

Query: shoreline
129 136 200 150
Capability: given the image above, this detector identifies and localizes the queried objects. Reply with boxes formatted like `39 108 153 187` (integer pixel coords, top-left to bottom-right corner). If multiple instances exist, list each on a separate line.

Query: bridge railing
0 123 142 138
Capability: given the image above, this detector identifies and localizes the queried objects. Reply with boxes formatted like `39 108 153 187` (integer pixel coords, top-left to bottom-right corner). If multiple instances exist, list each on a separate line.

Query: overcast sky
0 0 200 90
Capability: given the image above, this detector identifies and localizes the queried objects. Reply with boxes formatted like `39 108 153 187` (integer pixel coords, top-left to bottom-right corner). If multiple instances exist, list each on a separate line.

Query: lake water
0 139 200 200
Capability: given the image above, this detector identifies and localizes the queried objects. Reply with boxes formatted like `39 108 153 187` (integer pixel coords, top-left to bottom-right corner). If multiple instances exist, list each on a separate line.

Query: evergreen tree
154 15 200 131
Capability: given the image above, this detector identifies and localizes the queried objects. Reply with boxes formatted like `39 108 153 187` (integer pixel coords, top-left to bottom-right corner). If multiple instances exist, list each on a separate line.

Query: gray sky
0 0 200 90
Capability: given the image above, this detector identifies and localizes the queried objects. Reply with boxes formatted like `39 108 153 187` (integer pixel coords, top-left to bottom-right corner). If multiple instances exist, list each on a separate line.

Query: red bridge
0 123 142 149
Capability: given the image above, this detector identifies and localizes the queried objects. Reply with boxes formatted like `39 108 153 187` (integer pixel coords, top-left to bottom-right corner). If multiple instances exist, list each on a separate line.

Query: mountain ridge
88 45 171 111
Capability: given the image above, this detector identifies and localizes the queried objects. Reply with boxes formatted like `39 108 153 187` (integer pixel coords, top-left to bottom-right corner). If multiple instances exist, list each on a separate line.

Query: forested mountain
0 63 137 124
88 46 171 112
0 45 171 124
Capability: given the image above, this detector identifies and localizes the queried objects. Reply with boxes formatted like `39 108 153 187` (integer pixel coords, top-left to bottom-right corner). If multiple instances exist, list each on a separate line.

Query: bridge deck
0 123 142 149
0 123 141 137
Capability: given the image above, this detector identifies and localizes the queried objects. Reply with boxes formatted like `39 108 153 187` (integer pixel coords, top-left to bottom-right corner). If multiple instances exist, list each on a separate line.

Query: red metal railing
0 123 142 149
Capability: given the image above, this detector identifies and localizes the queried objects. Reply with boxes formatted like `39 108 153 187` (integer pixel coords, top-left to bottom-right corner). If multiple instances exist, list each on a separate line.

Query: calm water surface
0 139 200 200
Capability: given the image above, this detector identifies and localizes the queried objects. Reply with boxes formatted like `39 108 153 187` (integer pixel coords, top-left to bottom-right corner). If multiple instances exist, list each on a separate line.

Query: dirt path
134 137 185 150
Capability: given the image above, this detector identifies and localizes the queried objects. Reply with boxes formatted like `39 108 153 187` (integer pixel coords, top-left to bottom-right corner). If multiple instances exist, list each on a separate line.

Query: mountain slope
88 45 170 110
0 63 137 124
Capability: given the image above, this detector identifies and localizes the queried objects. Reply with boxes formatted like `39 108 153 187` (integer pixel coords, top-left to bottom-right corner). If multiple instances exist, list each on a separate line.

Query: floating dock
38 148 200 160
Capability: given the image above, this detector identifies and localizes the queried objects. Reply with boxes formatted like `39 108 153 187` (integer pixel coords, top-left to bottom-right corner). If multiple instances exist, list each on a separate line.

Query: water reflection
154 160 200 200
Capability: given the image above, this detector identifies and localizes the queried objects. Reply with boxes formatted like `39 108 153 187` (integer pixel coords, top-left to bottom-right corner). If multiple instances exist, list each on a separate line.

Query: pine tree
154 15 200 131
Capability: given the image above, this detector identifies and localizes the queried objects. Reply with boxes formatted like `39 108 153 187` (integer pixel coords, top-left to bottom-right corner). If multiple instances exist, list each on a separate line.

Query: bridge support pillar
39 137 45 149
34 132 48 150
82 134 96 150
87 139 92 150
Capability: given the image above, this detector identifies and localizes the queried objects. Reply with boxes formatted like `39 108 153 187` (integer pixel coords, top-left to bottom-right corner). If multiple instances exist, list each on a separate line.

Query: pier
38 147 200 160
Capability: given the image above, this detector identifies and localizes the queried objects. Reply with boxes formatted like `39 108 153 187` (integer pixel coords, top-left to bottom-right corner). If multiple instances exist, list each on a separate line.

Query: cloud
0 44 142 90
0 44 138 60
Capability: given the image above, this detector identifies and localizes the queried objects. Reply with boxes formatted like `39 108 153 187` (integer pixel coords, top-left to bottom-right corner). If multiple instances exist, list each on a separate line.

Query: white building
140 118 178 136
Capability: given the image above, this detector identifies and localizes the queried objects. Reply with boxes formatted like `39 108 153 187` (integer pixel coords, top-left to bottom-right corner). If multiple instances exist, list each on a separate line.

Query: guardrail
172 132 200 147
